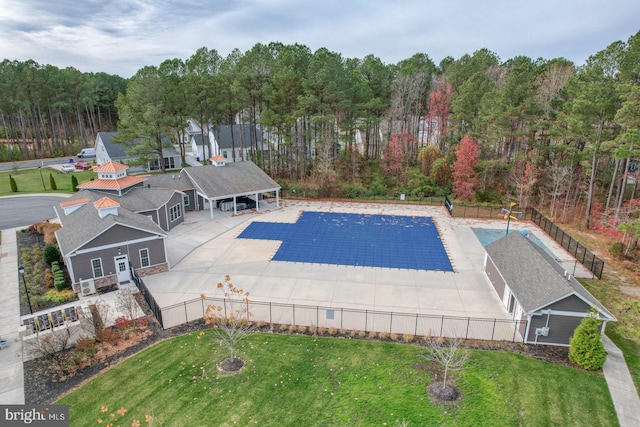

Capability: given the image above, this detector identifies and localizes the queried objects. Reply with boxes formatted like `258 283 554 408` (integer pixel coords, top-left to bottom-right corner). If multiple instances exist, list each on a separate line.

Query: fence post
389 312 393 334
341 308 343 329
365 310 368 332
491 319 496 340
316 306 319 327
293 304 295 326
415 313 419 336
269 302 272 325
184 301 188 324
440 315 444 337
513 320 519 342
465 317 470 339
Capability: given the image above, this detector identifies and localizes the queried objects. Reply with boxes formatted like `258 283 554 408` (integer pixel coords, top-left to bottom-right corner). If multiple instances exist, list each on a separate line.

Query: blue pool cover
238 211 453 271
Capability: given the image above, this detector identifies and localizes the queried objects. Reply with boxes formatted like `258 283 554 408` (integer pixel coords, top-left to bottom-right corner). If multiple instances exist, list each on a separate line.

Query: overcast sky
1 0 638 78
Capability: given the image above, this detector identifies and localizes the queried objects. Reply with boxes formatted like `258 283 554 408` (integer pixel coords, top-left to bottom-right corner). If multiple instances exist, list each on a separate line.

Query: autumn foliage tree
380 131 416 186
425 79 452 151
202 275 254 372
452 135 479 200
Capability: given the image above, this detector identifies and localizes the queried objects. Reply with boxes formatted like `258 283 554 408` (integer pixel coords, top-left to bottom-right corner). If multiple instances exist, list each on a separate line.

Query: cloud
0 0 638 77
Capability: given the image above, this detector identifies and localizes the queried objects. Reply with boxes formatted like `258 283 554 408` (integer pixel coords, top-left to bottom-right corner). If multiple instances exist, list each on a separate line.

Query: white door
115 255 130 283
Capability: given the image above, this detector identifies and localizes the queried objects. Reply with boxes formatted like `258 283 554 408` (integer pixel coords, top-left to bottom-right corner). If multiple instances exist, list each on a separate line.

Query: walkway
603 335 640 426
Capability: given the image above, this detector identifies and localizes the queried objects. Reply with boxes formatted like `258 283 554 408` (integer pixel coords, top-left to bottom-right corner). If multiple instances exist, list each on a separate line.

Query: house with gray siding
95 131 182 173
484 232 615 346
54 196 168 296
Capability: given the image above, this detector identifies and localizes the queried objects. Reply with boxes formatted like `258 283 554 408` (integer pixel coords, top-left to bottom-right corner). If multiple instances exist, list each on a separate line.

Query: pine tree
71 175 79 192
569 314 607 370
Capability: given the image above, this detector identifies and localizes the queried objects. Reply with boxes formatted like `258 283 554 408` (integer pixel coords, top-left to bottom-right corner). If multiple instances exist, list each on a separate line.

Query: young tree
202 275 254 372
49 172 57 190
569 314 607 370
452 135 479 201
115 288 144 328
423 338 469 401
71 174 78 192
9 174 17 192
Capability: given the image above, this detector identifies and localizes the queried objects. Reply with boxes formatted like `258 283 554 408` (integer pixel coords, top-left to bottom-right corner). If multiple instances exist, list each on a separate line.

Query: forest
0 31 639 235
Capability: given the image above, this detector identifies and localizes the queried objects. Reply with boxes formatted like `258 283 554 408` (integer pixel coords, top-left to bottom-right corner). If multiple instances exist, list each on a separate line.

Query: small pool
472 228 562 263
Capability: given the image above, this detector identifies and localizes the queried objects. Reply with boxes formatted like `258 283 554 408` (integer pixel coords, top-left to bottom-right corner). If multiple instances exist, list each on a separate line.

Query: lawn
0 167 96 195
57 332 617 427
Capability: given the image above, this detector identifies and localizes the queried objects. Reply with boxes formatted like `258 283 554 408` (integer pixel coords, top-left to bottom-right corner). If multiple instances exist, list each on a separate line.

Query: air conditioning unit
80 279 96 297
535 327 549 337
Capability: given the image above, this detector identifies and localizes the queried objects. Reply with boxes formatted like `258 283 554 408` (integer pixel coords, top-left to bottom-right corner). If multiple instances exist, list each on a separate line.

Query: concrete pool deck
142 200 593 320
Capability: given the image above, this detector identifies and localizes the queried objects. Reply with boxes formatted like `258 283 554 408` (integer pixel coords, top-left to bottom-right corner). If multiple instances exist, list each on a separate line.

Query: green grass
57 332 617 427
0 167 96 195
582 277 640 392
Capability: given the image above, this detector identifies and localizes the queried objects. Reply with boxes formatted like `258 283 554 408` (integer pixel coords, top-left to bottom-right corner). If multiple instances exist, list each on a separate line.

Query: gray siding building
484 232 615 346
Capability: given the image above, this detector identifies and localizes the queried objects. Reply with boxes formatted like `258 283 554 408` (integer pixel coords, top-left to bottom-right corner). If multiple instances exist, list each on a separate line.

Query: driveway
0 195 70 229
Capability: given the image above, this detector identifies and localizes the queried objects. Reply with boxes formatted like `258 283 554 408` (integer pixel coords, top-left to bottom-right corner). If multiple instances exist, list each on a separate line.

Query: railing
130 264 164 328
160 296 525 343
529 208 604 279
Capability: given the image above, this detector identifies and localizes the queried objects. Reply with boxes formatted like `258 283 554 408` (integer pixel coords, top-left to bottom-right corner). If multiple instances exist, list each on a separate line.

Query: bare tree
116 288 143 327
202 276 254 372
423 338 469 398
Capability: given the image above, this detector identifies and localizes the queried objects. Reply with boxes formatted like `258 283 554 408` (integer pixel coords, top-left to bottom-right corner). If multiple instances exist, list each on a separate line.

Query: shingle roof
193 134 209 147
97 131 180 159
485 232 615 320
118 187 180 212
183 161 279 199
145 172 194 191
213 125 263 150
54 197 167 256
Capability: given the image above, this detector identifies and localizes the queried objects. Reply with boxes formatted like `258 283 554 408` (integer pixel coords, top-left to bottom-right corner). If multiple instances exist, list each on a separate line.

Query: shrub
403 333 415 343
71 175 79 192
75 337 95 352
49 172 57 190
288 324 297 334
609 242 624 259
279 324 289 332
114 316 133 330
317 326 326 335
368 331 378 339
9 174 17 192
54 280 65 292
379 331 390 340
390 333 398 341
328 327 337 336
569 315 607 370
309 324 318 335
44 268 54 287
357 330 366 338
42 289 74 302
297 325 307 334
136 316 148 329
43 245 61 266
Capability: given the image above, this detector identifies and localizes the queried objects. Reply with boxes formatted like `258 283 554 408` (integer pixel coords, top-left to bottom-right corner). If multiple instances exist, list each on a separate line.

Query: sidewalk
603 335 640 427
0 227 25 404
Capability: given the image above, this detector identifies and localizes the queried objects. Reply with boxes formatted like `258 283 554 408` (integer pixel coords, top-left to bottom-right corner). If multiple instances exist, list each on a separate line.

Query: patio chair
0 340 8 349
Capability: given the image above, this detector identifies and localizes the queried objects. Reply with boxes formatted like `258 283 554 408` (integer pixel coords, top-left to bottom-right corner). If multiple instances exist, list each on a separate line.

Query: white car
60 164 76 173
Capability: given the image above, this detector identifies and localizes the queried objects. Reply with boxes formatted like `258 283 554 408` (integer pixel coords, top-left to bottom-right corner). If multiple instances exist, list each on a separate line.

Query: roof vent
567 274 573 281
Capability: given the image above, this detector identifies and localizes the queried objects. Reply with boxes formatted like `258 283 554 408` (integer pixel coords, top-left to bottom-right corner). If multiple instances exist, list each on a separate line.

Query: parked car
216 196 256 211
75 160 92 170
77 148 96 158
60 164 76 173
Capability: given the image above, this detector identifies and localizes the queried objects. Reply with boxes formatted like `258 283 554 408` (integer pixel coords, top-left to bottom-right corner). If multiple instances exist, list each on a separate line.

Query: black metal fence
130 265 164 328
529 208 604 279
160 296 525 343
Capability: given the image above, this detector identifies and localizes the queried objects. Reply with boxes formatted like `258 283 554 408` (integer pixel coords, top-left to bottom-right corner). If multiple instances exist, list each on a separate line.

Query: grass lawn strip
0 167 96 195
57 332 616 427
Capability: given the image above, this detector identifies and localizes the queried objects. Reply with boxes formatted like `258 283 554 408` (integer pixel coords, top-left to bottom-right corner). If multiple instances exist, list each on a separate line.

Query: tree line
0 60 126 160
2 32 639 231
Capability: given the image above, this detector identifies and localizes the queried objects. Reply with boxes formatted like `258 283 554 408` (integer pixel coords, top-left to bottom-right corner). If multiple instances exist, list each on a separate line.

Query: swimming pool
238 211 454 271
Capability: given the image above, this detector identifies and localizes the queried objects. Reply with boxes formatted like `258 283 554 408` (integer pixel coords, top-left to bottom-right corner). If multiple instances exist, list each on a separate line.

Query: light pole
18 265 33 315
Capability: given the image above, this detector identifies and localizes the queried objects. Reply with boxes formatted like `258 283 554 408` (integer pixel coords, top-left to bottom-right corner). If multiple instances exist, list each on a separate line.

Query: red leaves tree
425 79 452 150
452 135 479 201
380 131 416 184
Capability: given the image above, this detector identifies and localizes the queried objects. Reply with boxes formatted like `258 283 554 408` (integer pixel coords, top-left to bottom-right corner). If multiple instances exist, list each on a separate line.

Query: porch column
255 192 260 212
209 198 214 219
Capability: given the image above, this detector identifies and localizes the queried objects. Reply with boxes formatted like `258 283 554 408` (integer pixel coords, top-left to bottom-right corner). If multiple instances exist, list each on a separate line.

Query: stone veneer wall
136 262 169 277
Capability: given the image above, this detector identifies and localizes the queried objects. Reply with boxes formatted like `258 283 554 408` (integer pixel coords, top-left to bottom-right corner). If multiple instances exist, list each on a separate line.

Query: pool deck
143 200 593 319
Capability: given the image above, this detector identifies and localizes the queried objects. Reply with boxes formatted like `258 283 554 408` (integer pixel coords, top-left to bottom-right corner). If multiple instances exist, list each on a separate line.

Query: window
222 150 228 158
164 157 176 169
183 195 189 206
139 248 150 268
169 203 182 222
91 258 103 278
149 159 160 171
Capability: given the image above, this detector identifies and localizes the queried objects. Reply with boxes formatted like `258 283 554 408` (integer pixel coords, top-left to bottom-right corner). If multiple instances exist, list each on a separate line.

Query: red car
74 160 92 170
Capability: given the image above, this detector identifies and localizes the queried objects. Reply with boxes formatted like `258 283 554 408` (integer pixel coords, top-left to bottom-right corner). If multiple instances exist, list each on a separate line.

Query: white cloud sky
1 0 638 77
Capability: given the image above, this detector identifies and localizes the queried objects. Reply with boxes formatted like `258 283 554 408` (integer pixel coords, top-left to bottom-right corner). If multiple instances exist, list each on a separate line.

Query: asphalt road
0 196 67 229
0 157 79 171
